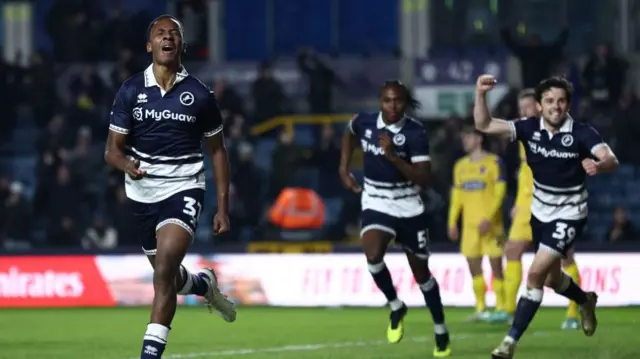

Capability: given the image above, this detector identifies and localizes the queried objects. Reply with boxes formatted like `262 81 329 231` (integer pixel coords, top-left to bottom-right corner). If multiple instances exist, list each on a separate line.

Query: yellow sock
493 278 505 311
472 275 486 312
504 260 523 314
564 263 581 319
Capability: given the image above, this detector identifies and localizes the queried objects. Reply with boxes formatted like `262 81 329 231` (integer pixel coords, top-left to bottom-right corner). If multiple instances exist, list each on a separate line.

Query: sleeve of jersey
487 157 506 221
348 114 360 137
202 91 224 137
108 85 132 135
447 163 462 229
508 118 528 142
409 128 431 163
581 125 608 156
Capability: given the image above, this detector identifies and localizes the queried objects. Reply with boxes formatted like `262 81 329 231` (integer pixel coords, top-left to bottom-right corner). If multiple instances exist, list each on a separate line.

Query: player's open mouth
161 44 176 53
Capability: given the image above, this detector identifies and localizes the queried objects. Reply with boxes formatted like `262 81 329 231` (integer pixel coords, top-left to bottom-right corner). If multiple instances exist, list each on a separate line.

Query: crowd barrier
0 253 634 308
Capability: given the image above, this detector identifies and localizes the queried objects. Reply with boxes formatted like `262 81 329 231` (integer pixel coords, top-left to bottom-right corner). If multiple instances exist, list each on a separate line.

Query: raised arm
474 75 514 139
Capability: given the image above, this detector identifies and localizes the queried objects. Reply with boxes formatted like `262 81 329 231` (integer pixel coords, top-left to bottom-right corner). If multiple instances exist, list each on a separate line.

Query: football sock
493 277 505 311
367 262 400 304
554 272 587 305
563 263 581 318
507 288 543 342
177 265 210 297
472 275 486 312
504 260 523 314
419 276 447 327
140 323 169 359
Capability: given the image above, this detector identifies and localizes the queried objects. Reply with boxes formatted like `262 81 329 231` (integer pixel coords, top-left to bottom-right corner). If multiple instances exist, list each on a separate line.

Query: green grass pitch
0 306 638 358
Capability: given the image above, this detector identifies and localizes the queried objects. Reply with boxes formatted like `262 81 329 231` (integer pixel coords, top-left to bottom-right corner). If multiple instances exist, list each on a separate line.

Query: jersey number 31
183 196 202 221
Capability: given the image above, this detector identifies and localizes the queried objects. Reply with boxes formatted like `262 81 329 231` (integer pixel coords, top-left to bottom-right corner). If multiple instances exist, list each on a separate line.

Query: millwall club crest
179 91 195 106
561 134 574 147
392 134 406 146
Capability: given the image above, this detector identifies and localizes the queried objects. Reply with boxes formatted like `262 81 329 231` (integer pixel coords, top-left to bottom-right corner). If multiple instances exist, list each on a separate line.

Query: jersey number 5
417 230 429 249
551 222 576 241
183 196 202 220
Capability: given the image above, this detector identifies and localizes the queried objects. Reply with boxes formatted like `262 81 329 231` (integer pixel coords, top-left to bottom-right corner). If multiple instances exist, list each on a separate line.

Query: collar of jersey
376 112 406 134
539 114 574 133
143 64 189 88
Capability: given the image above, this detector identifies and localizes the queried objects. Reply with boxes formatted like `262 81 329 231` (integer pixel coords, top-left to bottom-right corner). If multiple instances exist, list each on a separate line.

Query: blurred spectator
269 131 303 199
101 4 133 60
231 143 264 229
111 186 136 247
500 27 569 88
46 166 82 245
50 216 82 247
612 87 640 165
214 79 245 119
251 61 286 124
66 127 105 207
0 182 31 248
312 124 341 197
607 207 635 243
21 52 56 128
297 47 341 114
430 116 464 195
582 44 628 110
82 216 117 250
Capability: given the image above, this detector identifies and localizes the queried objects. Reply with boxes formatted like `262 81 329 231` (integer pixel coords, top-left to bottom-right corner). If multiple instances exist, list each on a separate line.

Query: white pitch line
155 332 513 359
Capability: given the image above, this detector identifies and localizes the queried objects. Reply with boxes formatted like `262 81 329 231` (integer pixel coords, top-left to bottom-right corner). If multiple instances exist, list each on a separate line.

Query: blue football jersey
509 116 606 221
349 112 430 217
109 65 223 203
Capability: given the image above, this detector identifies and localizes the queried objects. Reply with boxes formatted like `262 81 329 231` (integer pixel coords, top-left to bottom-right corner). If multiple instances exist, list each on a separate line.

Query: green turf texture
0 307 638 359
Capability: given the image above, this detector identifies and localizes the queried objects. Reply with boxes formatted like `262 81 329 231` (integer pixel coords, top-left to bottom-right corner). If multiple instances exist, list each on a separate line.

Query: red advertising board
0 256 115 307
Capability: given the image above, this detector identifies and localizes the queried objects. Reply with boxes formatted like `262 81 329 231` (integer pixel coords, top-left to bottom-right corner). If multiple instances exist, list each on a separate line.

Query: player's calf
405 251 450 356
176 265 210 296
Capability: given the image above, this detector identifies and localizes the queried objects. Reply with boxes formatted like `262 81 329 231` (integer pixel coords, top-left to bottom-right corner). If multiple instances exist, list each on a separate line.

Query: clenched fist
476 74 497 94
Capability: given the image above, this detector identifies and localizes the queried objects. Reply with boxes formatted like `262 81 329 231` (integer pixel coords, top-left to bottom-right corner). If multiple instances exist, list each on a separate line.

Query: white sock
143 323 170 344
389 298 404 311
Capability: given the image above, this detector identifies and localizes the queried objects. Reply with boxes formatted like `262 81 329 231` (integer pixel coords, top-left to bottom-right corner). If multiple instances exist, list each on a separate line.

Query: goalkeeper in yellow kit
448 127 507 322
503 89 582 329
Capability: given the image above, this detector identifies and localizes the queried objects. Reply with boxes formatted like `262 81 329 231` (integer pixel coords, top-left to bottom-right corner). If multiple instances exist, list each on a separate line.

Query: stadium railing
250 114 353 136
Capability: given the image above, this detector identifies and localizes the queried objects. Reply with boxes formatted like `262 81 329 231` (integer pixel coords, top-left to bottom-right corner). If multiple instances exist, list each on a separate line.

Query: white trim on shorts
538 243 563 258
142 218 195 256
360 224 396 238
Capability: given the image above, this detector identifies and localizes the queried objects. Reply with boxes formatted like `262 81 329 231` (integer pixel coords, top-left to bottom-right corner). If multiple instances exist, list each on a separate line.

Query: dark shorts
531 215 586 258
130 188 205 255
361 209 430 258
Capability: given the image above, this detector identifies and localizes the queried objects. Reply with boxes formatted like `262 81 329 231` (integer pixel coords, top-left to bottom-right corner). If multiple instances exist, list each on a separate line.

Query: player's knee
153 260 180 288
364 250 385 265
366 260 387 274
526 269 546 287
505 241 525 261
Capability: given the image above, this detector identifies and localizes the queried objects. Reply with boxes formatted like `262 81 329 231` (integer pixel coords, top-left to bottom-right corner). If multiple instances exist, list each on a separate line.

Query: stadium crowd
0 2 637 249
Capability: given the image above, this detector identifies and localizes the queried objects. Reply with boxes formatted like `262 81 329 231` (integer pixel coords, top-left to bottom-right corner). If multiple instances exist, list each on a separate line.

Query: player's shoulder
403 116 426 131
571 119 599 135
184 74 215 96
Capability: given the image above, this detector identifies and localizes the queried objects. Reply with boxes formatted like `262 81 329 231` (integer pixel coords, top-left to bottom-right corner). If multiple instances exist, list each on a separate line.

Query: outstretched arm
474 75 514 139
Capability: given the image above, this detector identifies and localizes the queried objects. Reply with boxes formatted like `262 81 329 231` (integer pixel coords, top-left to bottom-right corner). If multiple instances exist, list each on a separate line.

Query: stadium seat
292 168 319 190
254 139 277 172
11 155 38 192
293 125 316 147
323 197 343 226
